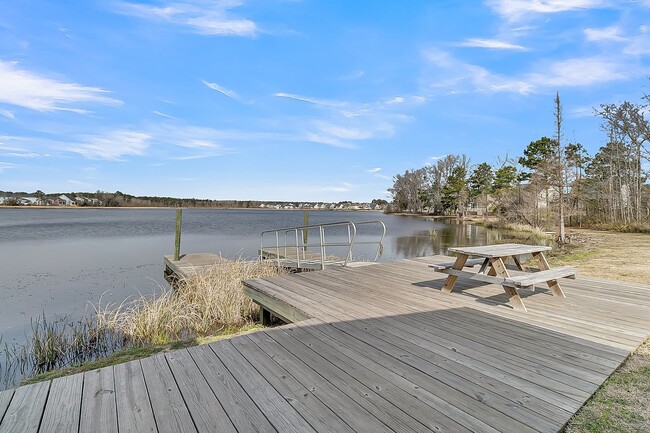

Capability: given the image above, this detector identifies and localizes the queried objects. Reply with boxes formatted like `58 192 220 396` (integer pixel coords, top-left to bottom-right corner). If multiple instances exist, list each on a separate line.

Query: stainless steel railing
260 220 386 270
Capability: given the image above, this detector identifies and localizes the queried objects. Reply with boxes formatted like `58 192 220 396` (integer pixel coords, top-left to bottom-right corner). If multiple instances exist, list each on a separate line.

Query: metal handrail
260 220 386 270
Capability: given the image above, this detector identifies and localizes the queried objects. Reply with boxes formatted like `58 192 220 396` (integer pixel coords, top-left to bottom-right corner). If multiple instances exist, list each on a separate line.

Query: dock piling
174 208 182 261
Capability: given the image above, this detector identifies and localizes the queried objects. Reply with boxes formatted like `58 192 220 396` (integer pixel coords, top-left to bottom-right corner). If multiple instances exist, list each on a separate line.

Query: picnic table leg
489 257 527 312
441 254 469 294
513 255 528 271
532 252 566 298
477 258 490 274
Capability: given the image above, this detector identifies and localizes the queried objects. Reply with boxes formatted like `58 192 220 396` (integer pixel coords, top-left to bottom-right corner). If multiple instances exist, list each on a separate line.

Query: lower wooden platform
164 253 224 281
1 256 649 432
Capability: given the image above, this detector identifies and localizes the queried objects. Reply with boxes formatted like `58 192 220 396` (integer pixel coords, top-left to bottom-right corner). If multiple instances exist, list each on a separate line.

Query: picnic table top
448 243 552 258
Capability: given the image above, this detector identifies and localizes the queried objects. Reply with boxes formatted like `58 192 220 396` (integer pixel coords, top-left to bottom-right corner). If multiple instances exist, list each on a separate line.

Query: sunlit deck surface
1 256 649 433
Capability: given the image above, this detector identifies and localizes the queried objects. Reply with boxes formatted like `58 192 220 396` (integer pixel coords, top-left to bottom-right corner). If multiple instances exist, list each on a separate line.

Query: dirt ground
554 229 650 433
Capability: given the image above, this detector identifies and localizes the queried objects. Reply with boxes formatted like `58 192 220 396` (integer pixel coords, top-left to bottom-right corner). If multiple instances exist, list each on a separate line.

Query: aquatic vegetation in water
0 257 284 388
1 313 127 387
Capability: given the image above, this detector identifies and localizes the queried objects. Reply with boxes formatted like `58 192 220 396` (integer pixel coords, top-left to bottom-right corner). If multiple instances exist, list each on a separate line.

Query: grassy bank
20 323 265 385
551 229 650 432
1 258 283 387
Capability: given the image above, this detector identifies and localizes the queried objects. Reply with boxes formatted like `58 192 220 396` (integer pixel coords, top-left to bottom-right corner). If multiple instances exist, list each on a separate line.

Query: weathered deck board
39 374 83 433
231 334 360 433
209 340 317 433
2 255 650 433
165 349 238 433
164 253 223 280
114 361 158 433
187 344 276 433
275 325 474 433
0 389 13 425
80 366 118 433
287 269 613 383
0 381 49 433
140 355 197 433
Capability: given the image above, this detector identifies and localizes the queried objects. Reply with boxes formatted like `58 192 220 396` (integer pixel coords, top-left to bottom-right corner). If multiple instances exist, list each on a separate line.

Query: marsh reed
1 257 283 386
96 257 283 345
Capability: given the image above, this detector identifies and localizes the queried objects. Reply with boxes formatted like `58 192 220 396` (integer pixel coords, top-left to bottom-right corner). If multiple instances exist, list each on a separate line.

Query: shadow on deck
1 255 649 433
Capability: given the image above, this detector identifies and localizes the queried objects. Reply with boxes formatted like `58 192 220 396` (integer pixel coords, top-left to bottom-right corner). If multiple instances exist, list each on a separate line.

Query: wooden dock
163 252 224 281
2 256 650 432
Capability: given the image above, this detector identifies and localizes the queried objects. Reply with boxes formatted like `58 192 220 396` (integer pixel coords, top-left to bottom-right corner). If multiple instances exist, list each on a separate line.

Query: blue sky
1 1 650 202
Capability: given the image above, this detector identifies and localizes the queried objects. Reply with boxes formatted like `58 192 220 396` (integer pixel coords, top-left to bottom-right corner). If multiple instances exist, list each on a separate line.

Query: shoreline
0 205 384 212
390 211 498 223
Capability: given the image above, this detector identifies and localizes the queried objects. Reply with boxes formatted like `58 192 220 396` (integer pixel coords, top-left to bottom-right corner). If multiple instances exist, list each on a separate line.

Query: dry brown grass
556 229 650 433
96 258 283 345
482 221 551 244
550 229 650 284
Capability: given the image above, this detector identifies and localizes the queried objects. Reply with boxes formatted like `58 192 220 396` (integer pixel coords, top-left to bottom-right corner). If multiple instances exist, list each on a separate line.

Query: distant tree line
388 87 650 234
0 189 377 210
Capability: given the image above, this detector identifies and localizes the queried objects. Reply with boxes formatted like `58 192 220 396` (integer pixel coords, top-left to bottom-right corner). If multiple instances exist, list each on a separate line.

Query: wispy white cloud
526 57 632 88
424 48 533 93
583 25 650 56
424 48 639 94
0 110 15 120
177 139 221 149
203 80 239 99
384 96 405 105
427 155 449 163
315 123 375 140
148 124 235 159
457 38 527 50
67 131 151 160
305 132 357 149
622 27 650 55
306 117 398 149
569 105 596 118
0 60 121 112
2 152 48 158
321 183 353 193
367 167 391 180
486 0 611 21
153 110 176 119
584 25 625 42
341 69 365 80
58 26 72 39
113 0 258 37
0 162 16 172
274 92 344 107
275 90 420 148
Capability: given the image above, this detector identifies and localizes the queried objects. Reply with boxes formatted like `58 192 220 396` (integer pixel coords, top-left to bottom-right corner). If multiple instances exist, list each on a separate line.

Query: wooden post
174 208 182 261
303 210 308 248
260 308 271 326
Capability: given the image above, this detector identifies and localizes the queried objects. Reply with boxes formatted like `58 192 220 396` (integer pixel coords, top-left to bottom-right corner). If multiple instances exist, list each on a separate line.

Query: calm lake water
0 208 508 386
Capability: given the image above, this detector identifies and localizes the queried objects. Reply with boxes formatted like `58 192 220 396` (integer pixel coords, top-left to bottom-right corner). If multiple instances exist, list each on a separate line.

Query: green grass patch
546 245 599 266
21 346 163 385
19 322 267 385
564 338 650 432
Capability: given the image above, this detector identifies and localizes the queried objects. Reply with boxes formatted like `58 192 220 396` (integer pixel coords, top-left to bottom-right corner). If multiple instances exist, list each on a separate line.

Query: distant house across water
57 194 77 206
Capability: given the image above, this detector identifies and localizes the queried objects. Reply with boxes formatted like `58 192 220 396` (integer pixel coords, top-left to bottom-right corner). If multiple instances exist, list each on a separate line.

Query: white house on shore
58 194 77 206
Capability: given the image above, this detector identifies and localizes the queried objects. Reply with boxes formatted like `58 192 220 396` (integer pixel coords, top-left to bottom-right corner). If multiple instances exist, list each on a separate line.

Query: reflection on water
393 219 506 258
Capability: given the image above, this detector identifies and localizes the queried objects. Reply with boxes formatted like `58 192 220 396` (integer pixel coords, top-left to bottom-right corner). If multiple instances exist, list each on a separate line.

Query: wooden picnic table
431 243 577 312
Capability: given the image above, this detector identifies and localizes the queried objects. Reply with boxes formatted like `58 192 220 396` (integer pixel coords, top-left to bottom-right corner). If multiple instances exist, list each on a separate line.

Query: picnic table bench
430 243 577 312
